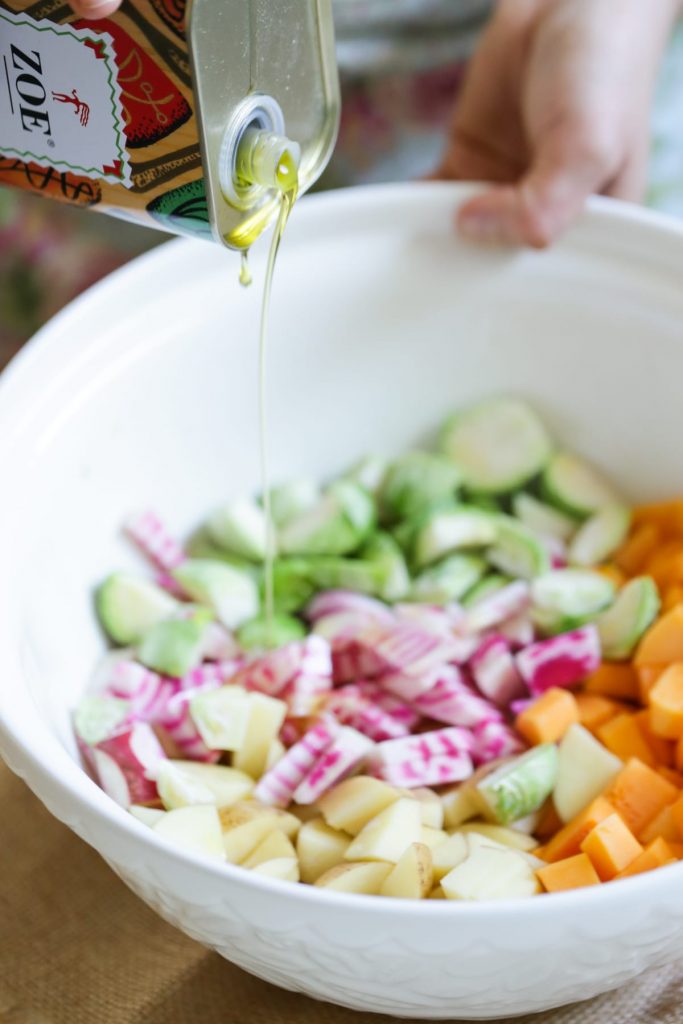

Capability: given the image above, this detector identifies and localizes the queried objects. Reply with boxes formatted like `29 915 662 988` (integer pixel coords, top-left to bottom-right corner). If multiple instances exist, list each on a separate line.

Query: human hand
436 0 681 247
68 0 121 18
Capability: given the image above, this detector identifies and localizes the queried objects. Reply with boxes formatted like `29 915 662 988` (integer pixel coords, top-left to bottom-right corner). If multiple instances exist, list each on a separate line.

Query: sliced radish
293 727 374 804
306 590 392 624
470 719 525 764
125 510 186 572
515 625 601 695
254 716 341 806
411 667 502 727
93 722 166 807
469 637 525 707
461 580 531 634
367 728 473 788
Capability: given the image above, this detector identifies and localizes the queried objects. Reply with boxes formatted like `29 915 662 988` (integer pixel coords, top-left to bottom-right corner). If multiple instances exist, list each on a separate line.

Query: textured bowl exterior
4 725 683 1020
1 185 683 1018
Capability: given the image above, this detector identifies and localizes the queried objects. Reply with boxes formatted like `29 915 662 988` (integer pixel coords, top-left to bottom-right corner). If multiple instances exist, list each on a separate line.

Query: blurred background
1 1 682 368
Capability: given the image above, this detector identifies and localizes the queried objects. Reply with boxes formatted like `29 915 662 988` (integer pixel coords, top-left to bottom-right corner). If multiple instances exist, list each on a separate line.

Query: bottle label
0 9 131 184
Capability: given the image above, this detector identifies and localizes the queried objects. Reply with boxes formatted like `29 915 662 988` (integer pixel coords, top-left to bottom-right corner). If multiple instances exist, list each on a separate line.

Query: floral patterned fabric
1 9 682 360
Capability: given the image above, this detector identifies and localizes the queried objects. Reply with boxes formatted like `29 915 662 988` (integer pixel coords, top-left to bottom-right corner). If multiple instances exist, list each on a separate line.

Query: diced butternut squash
540 796 615 863
637 664 667 704
663 585 683 612
584 663 640 702
536 852 601 892
644 545 683 588
535 799 563 842
515 688 579 746
575 693 622 734
671 794 683 840
615 523 660 575
603 758 679 835
580 812 642 880
638 804 682 845
659 766 683 788
633 500 683 536
597 714 655 766
668 841 683 859
676 736 683 774
635 605 683 666
634 709 675 766
649 664 683 739
616 837 676 878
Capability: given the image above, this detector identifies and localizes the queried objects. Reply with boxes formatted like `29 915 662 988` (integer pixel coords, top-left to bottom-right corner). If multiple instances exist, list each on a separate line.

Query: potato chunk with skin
314 861 392 894
345 798 422 864
318 776 400 835
380 843 433 899
219 801 300 863
297 817 352 883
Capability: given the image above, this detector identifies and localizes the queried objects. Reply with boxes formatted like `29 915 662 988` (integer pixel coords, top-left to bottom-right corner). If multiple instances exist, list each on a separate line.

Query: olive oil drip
257 149 299 642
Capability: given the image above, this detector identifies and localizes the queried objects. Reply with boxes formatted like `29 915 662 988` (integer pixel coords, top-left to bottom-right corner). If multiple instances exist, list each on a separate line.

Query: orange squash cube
649 664 683 739
614 523 660 576
671 794 683 840
638 804 682 845
616 837 676 878
635 605 683 666
537 853 601 893
580 813 643 881
603 758 679 835
540 796 615 864
584 663 639 701
597 714 655 766
633 500 683 536
575 693 622 734
516 688 579 746
637 664 667 704
634 709 676 766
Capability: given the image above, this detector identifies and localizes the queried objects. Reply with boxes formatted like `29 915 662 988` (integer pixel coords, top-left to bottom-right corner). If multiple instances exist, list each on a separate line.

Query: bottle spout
236 128 301 194
218 94 301 217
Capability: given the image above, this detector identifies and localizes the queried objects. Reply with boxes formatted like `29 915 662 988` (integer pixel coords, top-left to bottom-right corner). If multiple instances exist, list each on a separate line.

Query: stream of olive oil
251 153 299 642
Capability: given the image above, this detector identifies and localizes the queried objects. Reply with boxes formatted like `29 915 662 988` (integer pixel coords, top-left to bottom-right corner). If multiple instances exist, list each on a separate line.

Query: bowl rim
1 181 683 919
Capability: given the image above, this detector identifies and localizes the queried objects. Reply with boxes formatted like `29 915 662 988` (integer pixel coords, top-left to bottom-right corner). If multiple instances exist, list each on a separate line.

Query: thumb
456 127 614 248
68 0 122 18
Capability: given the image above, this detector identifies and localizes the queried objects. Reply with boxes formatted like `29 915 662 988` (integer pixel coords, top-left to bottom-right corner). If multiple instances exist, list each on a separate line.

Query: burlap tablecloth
1 761 682 1024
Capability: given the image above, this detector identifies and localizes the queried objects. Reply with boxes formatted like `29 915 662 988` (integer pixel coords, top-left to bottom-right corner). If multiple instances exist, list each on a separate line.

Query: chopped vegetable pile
76 396 683 900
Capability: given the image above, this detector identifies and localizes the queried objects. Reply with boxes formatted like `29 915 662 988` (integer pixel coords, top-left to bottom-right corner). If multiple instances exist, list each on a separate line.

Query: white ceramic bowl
1 183 683 1020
